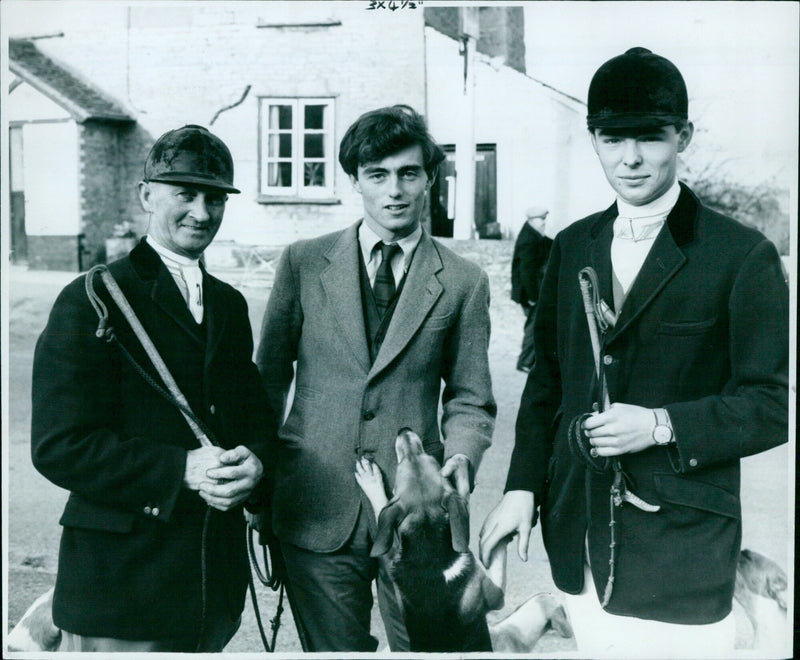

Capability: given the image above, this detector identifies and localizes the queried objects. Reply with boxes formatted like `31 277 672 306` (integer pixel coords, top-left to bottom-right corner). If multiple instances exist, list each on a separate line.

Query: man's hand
479 490 534 565
440 454 471 499
199 446 264 512
183 446 225 491
581 402 656 457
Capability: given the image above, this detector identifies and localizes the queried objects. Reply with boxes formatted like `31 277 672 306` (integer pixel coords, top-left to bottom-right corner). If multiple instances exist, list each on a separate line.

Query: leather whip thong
85 265 286 651
568 267 660 608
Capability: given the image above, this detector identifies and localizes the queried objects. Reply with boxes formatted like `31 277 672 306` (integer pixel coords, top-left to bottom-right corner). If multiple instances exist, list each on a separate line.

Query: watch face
654 426 672 445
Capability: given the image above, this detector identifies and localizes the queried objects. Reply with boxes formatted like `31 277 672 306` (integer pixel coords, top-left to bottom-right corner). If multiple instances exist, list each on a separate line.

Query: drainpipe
453 8 478 240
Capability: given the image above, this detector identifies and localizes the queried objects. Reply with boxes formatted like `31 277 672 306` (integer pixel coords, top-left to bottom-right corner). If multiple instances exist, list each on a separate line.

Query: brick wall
78 122 125 266
27 235 81 271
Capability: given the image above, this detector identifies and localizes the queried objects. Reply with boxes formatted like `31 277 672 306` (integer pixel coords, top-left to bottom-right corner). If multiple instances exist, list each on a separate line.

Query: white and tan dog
734 548 788 651
7 587 60 652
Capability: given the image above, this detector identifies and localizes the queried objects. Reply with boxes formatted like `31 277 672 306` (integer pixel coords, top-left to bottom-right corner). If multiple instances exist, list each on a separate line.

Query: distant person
256 104 496 652
480 47 788 656
510 207 553 372
31 125 277 652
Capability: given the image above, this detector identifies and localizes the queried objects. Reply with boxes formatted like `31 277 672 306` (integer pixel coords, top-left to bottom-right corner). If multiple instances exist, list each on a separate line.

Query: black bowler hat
144 124 240 193
587 47 688 129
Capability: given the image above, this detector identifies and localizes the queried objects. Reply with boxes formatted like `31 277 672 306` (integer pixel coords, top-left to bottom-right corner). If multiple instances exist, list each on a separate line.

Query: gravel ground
5 238 790 655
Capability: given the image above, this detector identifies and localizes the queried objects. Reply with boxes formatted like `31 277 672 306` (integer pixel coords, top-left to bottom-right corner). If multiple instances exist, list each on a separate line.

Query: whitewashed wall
425 27 610 238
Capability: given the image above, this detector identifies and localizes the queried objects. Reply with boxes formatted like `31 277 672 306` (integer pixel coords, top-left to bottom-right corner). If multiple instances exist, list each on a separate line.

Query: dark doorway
430 144 498 239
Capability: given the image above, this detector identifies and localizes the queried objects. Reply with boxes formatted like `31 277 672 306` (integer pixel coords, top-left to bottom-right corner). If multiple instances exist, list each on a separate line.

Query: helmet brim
147 174 240 194
587 112 687 130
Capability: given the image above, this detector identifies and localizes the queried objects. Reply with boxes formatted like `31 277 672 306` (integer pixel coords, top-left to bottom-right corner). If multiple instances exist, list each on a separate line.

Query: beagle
356 428 503 652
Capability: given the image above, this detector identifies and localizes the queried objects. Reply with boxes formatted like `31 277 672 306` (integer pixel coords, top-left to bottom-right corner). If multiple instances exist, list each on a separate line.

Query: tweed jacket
256 223 496 552
31 239 276 641
506 184 788 623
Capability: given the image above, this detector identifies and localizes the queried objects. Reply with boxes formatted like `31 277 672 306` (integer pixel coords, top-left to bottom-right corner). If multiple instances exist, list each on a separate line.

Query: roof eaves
8 40 135 123
9 59 92 122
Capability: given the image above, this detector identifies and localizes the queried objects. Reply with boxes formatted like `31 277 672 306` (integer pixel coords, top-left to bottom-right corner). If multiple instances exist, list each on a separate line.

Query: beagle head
371 428 470 557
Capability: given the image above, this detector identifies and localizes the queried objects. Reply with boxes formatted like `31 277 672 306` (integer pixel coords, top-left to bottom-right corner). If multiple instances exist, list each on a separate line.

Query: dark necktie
373 242 401 317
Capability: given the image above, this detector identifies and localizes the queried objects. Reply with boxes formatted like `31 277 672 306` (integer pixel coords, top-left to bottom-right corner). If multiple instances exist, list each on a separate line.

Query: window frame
258 97 336 201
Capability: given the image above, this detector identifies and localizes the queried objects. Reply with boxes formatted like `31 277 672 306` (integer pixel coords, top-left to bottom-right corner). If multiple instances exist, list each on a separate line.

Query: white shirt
145 235 204 324
611 180 681 296
358 221 422 287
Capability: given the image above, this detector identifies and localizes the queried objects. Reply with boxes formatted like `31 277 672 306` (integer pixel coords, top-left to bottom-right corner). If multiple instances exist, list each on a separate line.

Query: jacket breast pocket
59 495 135 534
422 313 453 331
658 317 717 336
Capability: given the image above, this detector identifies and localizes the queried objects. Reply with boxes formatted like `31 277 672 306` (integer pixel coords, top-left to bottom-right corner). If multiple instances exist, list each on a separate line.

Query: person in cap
510 206 553 372
255 105 496 651
480 48 788 655
31 125 278 651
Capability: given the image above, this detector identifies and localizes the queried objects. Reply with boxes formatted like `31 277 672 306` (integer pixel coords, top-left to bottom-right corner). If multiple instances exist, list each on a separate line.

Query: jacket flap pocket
653 473 739 519
658 317 717 335
59 496 135 533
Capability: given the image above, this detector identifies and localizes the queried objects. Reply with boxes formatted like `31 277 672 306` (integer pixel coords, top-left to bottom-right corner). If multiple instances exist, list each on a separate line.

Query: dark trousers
279 506 409 652
517 303 537 370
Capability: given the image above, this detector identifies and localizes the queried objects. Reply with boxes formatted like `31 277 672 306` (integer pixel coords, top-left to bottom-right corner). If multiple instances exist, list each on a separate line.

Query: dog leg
485 542 507 592
489 592 573 653
355 457 389 520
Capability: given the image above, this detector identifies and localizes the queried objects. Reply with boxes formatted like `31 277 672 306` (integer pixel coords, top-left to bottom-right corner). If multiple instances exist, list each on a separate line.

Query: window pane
304 104 325 129
268 134 292 158
304 134 324 159
280 134 292 157
304 162 326 187
269 105 293 129
268 162 292 187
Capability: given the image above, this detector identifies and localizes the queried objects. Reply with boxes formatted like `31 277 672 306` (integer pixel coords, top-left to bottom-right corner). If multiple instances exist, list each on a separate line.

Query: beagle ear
371 500 405 557
444 491 470 553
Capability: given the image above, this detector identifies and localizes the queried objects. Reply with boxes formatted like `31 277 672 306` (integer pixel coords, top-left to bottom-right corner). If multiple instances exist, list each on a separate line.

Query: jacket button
603 355 613 365
151 507 160 517
143 506 152 515
209 404 216 415
592 402 600 412
689 458 698 467
362 411 375 421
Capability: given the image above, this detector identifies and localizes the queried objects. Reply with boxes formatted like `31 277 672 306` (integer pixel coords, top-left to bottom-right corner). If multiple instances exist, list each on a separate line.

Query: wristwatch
652 408 674 445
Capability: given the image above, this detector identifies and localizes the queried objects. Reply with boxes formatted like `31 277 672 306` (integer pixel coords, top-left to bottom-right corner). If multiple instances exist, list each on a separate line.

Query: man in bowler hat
256 105 496 651
511 206 553 372
31 125 276 651
480 48 788 655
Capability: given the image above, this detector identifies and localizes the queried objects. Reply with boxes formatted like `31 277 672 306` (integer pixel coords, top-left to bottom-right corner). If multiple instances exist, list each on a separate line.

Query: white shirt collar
358 220 422 272
616 179 681 222
145 235 201 268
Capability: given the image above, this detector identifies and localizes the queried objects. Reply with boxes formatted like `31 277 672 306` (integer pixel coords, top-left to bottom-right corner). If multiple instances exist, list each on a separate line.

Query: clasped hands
184 445 263 511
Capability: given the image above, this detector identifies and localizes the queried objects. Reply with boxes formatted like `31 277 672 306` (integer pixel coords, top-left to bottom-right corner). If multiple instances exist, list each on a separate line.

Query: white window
259 98 335 199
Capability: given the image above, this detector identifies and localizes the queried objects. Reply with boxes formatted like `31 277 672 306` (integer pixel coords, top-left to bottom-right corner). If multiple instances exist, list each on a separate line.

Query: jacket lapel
202 268 229 368
588 203 617 310
607 185 696 342
130 240 205 347
320 223 371 373
369 231 443 380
